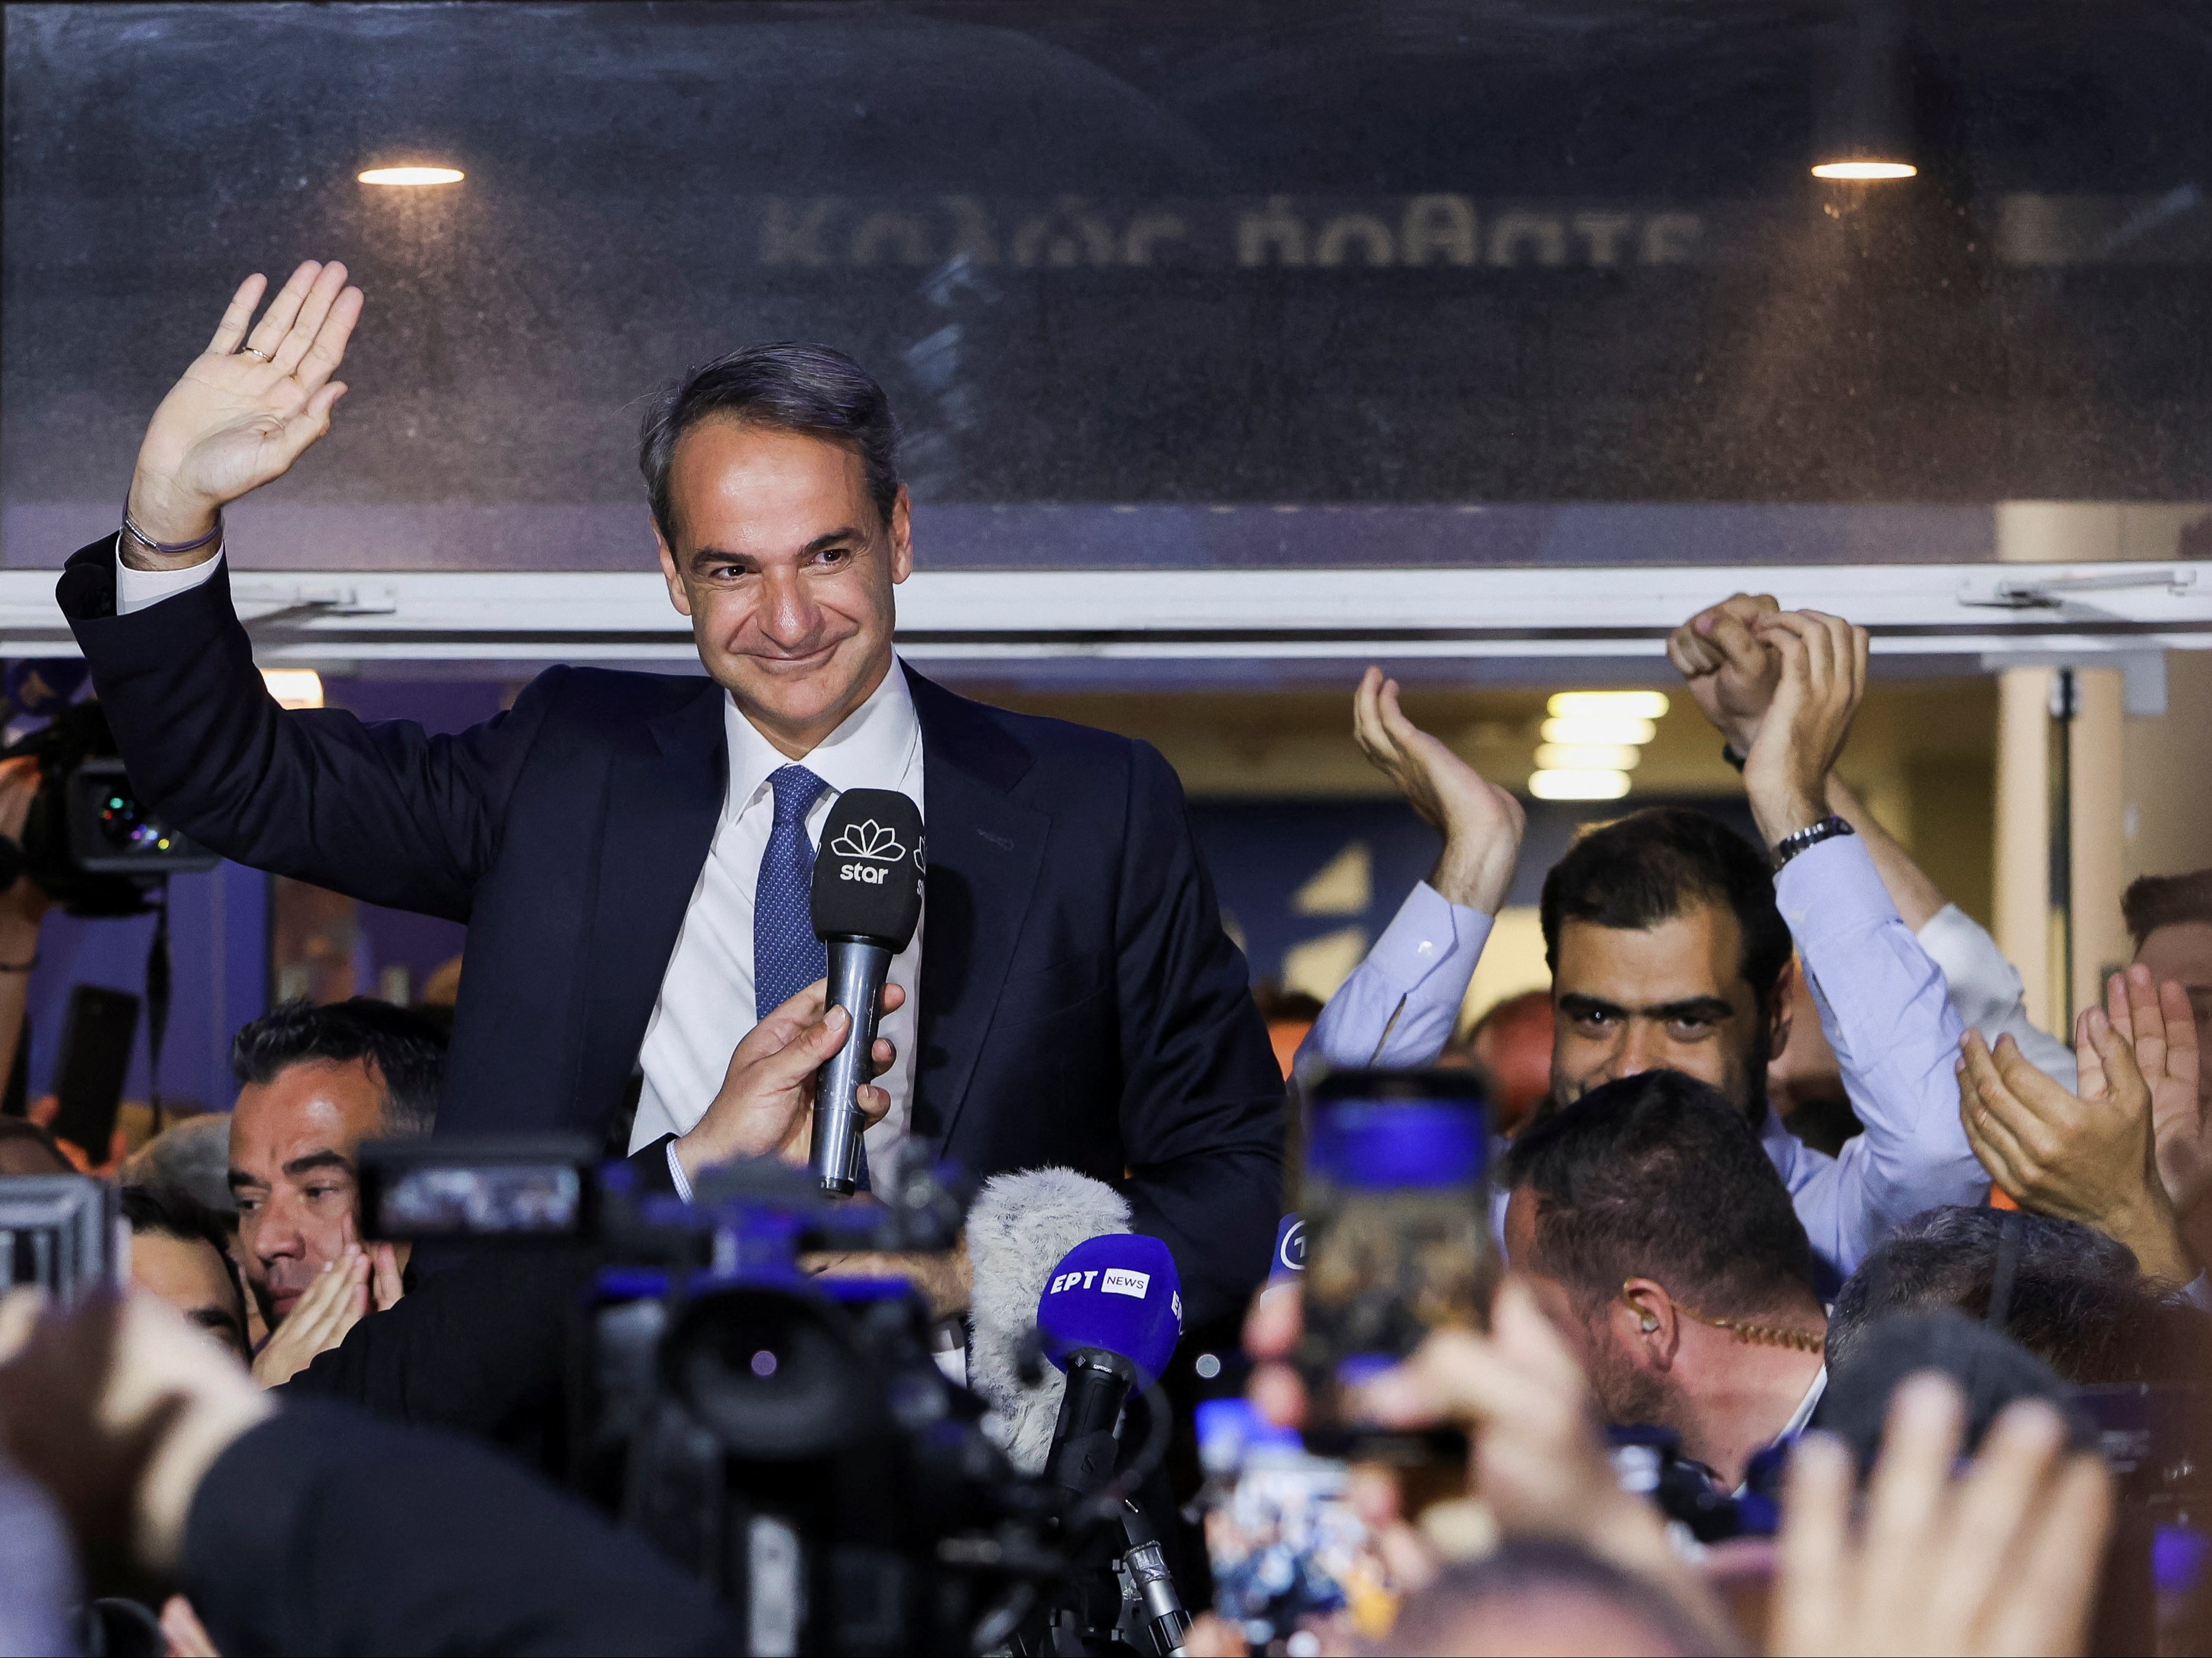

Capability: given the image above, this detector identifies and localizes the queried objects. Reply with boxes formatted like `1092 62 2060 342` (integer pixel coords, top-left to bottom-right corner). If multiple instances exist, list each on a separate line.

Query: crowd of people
0 583 2203 1654
1 258 2207 1654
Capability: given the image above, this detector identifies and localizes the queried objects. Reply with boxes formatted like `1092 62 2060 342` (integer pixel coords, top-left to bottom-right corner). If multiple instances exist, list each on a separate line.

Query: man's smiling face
655 420 911 758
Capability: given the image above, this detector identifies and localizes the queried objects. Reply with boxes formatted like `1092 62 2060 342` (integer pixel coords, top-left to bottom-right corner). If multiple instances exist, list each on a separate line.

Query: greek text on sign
1101 1269 1151 1299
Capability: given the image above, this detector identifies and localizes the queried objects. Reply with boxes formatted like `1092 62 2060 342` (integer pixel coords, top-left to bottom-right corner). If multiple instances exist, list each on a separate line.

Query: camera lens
95 786 176 856
661 1285 880 1460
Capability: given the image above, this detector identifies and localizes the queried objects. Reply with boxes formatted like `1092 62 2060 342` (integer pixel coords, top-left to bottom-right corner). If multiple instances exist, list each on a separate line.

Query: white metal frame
0 561 2203 665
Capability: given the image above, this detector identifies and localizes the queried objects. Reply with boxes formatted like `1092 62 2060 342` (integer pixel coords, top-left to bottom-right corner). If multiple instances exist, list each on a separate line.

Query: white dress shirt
630 661 926 1186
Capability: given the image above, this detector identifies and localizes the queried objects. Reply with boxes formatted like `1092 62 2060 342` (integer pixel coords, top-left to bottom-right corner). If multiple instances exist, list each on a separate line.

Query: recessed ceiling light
1540 715 1657 746
1529 769 1632 801
358 166 465 187
1535 743 1642 772
1811 160 1916 180
1547 691 1670 720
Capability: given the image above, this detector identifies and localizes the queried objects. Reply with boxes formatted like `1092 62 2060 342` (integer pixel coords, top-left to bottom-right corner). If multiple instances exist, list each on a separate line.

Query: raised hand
1958 1016 2192 1284
672 979 902 1184
1353 666 1526 914
1771 1376 2111 1657
124 260 364 557
2104 964 2212 1215
1665 591 1782 752
1740 609 1867 848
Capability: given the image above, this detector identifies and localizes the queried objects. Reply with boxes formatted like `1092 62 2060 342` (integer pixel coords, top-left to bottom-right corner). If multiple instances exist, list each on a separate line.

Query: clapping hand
2100 963 2211 1216
1958 1006 2193 1284
1352 666 1526 914
125 260 364 555
1740 610 1867 849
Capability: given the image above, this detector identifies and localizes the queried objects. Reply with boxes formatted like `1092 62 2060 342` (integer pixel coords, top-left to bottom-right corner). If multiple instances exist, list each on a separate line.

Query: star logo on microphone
829 821 907 862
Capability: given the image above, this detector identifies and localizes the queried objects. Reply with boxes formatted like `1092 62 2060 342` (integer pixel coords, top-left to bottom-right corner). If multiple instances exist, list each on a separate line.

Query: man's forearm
1825 773 1947 931
1300 882 1492 1073
1776 837 1984 1237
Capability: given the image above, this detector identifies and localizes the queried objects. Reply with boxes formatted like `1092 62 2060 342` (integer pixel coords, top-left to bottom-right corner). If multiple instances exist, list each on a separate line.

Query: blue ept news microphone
1034 1233 1183 1495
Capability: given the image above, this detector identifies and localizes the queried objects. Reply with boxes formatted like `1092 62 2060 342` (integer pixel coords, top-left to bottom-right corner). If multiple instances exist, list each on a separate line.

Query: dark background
6 0 2210 562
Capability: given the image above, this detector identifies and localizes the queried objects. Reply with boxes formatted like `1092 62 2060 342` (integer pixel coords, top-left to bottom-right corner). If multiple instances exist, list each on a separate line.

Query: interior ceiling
4 2 2209 549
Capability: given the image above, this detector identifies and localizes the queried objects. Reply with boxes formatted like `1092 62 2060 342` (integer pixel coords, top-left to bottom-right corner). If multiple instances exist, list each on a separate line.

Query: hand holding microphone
808 789 925 1196
671 980 903 1188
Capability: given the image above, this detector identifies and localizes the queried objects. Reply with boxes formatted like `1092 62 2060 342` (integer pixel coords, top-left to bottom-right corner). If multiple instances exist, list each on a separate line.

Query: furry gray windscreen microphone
965 1167 1132 1474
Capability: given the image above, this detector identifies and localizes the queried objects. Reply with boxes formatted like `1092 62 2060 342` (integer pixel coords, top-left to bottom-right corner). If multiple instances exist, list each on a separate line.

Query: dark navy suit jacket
59 539 1285 1322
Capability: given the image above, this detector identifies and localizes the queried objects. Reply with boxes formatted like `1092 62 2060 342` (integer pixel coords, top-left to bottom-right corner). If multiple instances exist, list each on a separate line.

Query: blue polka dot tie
753 764 870 1187
754 764 829 1020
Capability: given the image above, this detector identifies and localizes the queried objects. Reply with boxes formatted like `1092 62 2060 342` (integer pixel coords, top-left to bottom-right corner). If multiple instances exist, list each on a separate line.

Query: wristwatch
1770 814 1855 871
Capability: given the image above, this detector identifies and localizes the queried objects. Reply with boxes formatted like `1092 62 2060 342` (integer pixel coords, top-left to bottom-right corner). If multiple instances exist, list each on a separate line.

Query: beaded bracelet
121 507 223 556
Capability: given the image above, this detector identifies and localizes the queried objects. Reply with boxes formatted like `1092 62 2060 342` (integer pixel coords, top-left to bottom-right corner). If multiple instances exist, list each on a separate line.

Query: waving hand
125 260 364 559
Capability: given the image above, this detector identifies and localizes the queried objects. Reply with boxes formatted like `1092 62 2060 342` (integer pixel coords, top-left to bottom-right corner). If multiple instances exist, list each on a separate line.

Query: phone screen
1198 1396 1399 1653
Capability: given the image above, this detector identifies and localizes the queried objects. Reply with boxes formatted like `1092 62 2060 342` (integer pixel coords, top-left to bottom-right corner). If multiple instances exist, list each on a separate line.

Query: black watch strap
1770 815 1856 871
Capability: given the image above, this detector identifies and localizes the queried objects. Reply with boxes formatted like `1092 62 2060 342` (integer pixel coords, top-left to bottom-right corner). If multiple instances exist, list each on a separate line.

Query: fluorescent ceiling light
1811 160 1916 180
1540 715 1656 746
1529 768 1632 801
1547 691 1669 720
262 668 325 709
1535 743 1642 772
359 166 465 186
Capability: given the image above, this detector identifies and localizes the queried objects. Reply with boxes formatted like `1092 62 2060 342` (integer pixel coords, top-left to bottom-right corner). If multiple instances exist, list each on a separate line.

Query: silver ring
238 345 272 362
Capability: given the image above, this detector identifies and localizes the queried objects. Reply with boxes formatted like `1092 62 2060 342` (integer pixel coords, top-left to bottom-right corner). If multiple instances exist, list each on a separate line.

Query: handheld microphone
1035 1232 1183 1498
807 788 925 1196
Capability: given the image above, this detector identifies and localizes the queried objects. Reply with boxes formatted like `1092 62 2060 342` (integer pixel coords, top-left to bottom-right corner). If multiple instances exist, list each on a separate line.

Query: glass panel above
5 2 2208 570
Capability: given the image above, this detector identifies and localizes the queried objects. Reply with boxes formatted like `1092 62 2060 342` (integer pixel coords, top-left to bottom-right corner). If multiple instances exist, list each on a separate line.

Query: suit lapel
581 680 727 1102
906 665 1048 1157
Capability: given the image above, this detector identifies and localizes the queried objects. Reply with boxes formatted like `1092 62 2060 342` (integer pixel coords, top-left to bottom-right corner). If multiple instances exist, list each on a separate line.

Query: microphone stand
1028 1353 1193 1657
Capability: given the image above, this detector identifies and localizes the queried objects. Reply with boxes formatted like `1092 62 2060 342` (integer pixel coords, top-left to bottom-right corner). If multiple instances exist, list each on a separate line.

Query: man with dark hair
1501 1070 1829 1489
56 260 1280 1328
1311 610 1984 1276
226 998 446 1379
121 1183 250 1362
1827 1205 2212 1385
1537 804 1796 1121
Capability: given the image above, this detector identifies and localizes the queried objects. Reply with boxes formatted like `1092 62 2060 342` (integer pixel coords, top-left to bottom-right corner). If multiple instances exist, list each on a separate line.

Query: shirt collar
722 655 922 820
1779 1363 1828 1442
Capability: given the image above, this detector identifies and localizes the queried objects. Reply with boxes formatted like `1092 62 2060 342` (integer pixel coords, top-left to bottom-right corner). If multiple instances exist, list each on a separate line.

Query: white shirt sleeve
115 539 225 617
1915 903 2078 1088
664 1139 695 1204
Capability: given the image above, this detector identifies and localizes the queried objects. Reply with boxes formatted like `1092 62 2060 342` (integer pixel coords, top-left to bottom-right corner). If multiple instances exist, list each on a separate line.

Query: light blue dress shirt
1302 835 1988 1278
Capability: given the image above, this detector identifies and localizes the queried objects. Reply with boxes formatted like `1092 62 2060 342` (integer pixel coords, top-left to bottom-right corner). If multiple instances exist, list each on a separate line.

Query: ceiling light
262 668 324 709
1811 160 1916 180
1547 691 1669 720
1529 769 1632 801
358 166 465 187
1536 743 1642 772
1540 715 1656 746
1812 0 1914 184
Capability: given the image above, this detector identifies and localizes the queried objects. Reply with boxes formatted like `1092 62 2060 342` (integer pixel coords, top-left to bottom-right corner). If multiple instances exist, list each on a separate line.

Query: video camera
0 692 219 917
357 1139 1186 1657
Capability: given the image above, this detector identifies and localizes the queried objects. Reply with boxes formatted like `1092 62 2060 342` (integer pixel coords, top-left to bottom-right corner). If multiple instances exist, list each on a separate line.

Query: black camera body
358 1139 1107 1657
4 701 217 915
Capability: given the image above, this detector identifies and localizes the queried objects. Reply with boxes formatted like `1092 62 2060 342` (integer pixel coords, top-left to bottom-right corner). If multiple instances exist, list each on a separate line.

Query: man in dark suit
63 259 1283 1325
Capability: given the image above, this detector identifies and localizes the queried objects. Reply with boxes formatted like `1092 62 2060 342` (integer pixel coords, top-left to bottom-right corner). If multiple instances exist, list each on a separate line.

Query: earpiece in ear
1640 1315 1659 1332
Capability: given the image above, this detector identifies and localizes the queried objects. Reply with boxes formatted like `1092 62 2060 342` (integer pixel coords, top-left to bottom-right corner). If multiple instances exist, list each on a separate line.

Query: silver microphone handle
810 939 893 1196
